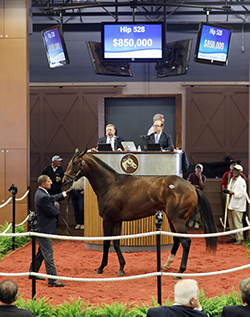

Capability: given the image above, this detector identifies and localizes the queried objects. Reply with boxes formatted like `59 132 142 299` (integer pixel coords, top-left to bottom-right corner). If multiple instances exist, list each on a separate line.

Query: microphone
108 133 113 137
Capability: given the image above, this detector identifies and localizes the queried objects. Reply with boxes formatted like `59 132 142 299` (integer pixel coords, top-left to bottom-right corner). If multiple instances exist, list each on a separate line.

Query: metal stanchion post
8 184 18 250
155 210 163 306
28 211 37 300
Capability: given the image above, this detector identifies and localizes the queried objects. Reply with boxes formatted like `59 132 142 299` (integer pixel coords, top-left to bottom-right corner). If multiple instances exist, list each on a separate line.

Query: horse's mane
86 153 120 175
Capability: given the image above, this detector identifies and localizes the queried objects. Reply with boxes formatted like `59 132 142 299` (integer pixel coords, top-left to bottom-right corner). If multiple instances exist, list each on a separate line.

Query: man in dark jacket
0 279 35 316
29 174 68 287
221 277 250 316
147 119 174 151
41 155 64 195
147 279 208 317
97 123 124 151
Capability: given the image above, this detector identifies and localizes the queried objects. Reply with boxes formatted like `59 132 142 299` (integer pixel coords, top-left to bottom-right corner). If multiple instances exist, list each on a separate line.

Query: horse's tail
195 188 217 251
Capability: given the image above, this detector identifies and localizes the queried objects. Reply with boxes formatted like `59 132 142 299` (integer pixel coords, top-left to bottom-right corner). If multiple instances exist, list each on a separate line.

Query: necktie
155 135 159 143
108 138 111 144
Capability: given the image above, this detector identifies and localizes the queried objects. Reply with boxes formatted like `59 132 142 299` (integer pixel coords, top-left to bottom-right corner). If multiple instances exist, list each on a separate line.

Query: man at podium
147 119 174 151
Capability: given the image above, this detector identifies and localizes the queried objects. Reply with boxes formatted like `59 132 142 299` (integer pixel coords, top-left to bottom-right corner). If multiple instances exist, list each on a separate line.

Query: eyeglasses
153 125 161 127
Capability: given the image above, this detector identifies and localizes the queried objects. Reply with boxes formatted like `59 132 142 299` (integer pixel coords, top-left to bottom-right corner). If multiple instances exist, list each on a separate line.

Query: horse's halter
64 151 85 184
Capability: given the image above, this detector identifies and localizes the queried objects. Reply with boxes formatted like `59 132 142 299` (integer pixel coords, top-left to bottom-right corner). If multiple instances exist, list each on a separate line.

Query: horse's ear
75 148 79 153
79 149 87 157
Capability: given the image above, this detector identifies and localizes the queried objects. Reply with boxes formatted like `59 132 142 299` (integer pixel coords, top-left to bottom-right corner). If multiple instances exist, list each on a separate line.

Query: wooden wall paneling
0 1 3 37
186 87 249 174
0 150 5 203
4 0 27 38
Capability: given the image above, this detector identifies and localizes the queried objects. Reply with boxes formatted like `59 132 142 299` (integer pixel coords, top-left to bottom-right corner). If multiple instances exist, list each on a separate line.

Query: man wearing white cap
187 164 206 229
41 155 65 195
225 164 246 245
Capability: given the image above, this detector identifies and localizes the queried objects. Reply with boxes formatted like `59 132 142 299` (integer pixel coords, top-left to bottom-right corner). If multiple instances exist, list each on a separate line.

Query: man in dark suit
97 123 124 151
29 174 68 287
147 119 174 151
147 279 208 317
221 277 250 316
0 279 35 316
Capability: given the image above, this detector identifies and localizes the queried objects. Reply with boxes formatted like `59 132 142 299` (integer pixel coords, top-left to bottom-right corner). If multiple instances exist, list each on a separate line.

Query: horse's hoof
95 268 103 274
117 270 124 276
162 264 170 271
173 275 182 280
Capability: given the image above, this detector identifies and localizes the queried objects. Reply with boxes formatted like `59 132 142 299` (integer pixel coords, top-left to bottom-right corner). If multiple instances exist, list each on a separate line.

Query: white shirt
106 136 115 151
228 176 247 212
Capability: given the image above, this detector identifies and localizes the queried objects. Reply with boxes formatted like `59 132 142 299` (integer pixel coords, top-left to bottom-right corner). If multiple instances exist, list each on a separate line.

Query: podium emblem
120 154 139 175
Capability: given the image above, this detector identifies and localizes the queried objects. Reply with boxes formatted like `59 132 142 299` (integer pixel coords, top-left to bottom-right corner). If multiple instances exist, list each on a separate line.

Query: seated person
147 120 174 151
147 113 164 135
221 277 250 316
0 279 36 316
91 123 124 152
147 279 208 317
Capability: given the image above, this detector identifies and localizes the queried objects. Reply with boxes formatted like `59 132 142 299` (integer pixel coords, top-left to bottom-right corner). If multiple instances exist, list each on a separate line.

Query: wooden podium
84 151 182 251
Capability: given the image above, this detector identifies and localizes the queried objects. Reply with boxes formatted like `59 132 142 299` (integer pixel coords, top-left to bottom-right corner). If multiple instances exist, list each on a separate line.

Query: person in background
224 164 247 246
92 124 124 151
29 174 68 287
187 164 206 229
221 277 250 316
41 155 65 195
72 189 84 230
147 119 174 151
147 279 208 317
221 160 246 208
0 279 36 316
147 113 164 135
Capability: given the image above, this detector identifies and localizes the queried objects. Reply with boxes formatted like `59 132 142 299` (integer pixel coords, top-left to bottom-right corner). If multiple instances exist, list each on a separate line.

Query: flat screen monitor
102 22 165 62
194 22 232 66
97 143 112 151
86 41 133 77
155 38 192 77
146 144 161 151
41 25 70 68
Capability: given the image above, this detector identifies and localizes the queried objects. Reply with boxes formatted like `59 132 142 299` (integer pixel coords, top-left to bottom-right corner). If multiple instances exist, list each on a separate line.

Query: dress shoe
29 276 46 281
48 280 65 287
233 240 244 246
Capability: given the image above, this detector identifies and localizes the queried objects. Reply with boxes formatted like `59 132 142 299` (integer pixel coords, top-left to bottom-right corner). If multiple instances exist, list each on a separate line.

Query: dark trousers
30 237 57 281
71 191 84 225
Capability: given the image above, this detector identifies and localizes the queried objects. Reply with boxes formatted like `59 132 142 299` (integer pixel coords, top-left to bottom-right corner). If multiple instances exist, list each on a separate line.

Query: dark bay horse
63 150 217 277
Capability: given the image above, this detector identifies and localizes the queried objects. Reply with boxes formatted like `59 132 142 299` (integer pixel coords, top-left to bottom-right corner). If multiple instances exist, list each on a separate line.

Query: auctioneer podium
84 151 182 251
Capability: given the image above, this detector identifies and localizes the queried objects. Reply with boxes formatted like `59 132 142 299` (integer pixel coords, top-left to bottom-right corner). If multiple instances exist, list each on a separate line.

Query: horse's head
63 148 86 185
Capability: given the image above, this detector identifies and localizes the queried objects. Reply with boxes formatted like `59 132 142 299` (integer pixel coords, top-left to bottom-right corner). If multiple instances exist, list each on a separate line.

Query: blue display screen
102 23 164 61
196 23 232 65
42 26 69 68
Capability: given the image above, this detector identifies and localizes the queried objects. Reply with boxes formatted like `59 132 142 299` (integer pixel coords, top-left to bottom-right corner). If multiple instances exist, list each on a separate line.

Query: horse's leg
163 222 181 270
173 236 191 280
96 239 111 274
96 219 113 274
162 236 180 270
113 222 126 276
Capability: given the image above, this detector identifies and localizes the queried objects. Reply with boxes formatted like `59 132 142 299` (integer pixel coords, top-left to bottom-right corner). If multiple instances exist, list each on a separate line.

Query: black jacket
147 131 174 151
97 136 124 151
147 305 208 317
41 165 64 195
35 187 64 234
221 305 250 317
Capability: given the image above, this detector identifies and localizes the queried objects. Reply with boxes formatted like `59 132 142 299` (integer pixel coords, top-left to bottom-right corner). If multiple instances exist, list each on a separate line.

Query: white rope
0 197 12 209
0 215 30 234
0 189 30 208
2 263 250 281
1 225 250 240
15 189 30 201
